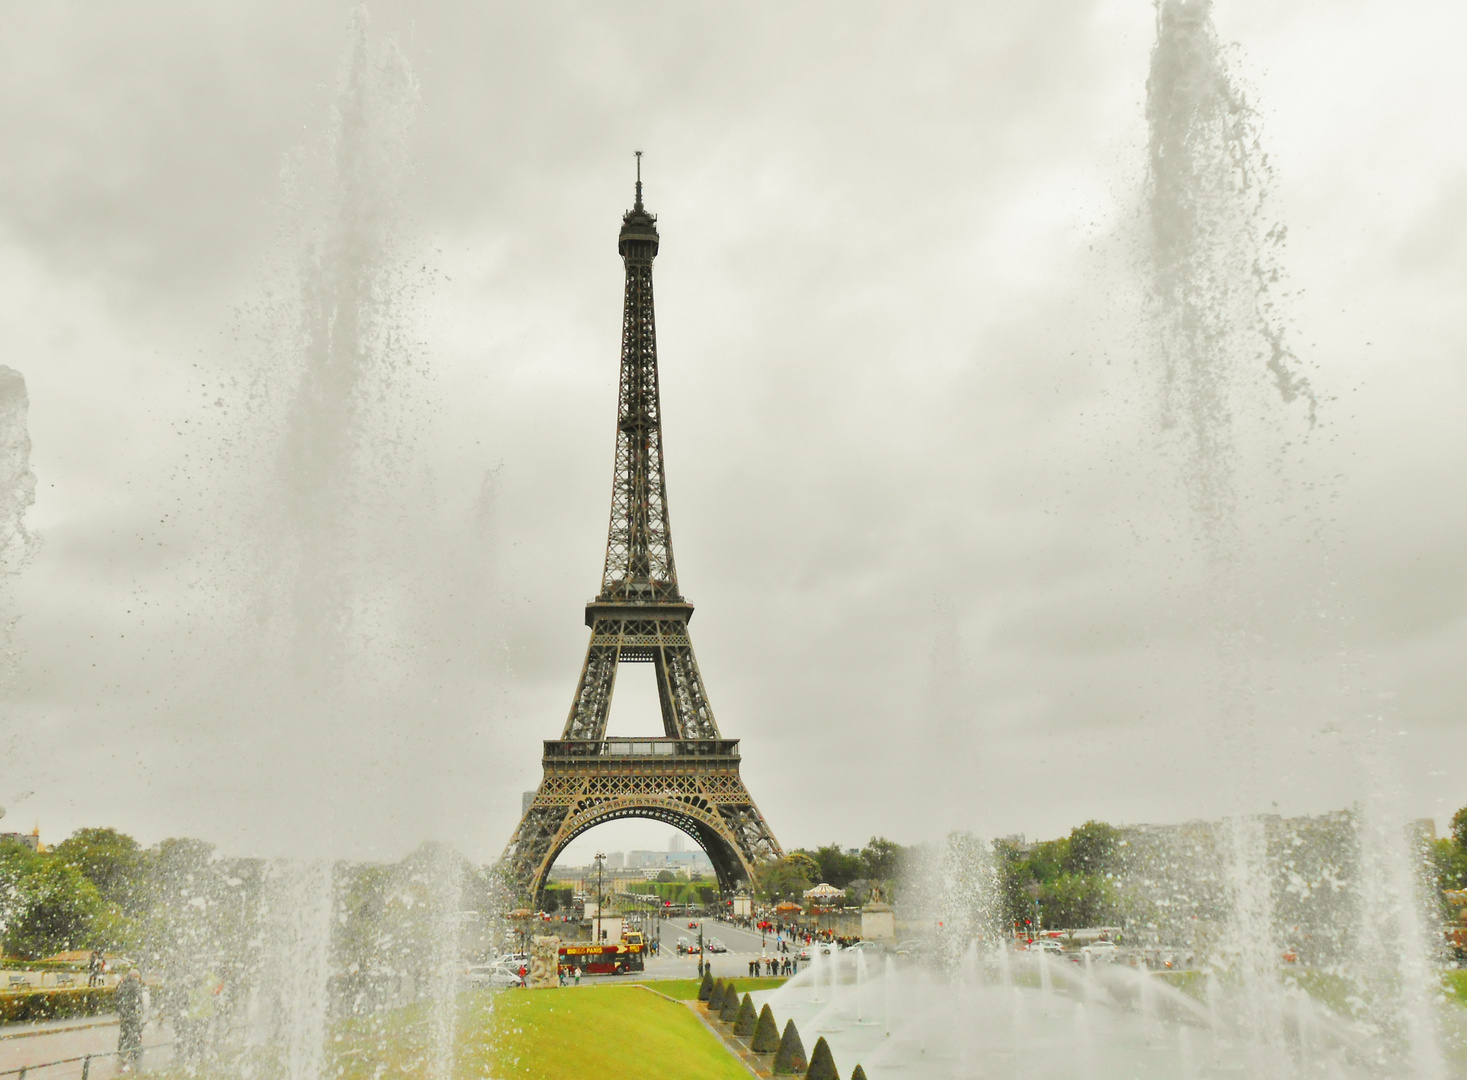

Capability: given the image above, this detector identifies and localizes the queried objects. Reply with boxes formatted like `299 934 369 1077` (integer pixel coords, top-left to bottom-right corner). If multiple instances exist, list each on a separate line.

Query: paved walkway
0 1020 170 1079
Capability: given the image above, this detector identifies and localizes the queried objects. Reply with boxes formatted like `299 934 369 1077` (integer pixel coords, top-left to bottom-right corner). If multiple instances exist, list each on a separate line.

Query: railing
543 738 739 760
0 1039 172 1078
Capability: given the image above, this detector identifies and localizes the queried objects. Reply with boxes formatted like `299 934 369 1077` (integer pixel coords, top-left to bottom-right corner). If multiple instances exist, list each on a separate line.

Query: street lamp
595 852 606 945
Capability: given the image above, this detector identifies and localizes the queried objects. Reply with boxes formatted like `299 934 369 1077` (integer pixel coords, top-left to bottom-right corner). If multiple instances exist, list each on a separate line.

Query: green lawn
453 986 749 1080
150 985 750 1080
1445 970 1467 1006
634 976 787 1000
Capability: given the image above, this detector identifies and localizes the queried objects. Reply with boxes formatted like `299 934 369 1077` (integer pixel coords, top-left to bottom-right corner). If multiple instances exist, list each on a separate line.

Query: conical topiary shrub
849 1066 867 1080
805 1036 839 1080
772 1018 807 1074
751 1004 780 1053
708 978 726 1011
733 993 757 1037
698 969 714 1001
719 982 741 1022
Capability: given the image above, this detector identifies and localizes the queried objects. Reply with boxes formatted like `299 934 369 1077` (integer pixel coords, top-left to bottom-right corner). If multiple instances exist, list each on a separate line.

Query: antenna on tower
634 150 643 210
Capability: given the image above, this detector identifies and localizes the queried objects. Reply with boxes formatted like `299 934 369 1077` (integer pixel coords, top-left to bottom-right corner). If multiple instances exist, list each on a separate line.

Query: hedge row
0 987 116 1024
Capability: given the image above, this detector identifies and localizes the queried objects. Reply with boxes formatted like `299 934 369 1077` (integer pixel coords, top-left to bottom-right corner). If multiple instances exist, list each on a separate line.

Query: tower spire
634 149 643 210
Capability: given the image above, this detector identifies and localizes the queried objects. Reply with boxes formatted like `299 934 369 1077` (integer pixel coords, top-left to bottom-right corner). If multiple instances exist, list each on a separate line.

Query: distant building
668 834 684 853
605 851 625 869
627 848 712 872
0 828 41 852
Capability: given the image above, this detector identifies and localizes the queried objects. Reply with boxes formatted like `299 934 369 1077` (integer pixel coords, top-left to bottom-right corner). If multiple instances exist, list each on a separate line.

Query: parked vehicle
1079 941 1118 962
465 963 524 989
706 939 727 954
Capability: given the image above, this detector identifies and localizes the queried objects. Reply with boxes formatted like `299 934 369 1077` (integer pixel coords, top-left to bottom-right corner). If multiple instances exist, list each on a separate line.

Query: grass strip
632 977 786 1001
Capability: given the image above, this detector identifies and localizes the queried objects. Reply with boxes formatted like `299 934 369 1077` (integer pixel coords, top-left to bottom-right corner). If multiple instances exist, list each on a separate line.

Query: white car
1029 939 1063 955
465 963 524 989
1080 941 1119 963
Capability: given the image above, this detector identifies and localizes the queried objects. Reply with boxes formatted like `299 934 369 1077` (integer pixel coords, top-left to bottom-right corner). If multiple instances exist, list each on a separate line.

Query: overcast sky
1 0 1463 867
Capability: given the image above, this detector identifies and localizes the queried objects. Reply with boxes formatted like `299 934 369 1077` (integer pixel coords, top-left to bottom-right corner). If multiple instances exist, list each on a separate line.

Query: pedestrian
115 968 145 1072
168 969 221 1072
573 965 582 986
88 949 105 987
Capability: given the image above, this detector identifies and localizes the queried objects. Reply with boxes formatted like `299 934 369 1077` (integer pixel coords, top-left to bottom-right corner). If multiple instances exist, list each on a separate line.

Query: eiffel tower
501 157 783 904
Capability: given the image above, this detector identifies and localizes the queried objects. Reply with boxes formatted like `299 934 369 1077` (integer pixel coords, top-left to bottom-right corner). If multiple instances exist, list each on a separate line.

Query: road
576 917 795 984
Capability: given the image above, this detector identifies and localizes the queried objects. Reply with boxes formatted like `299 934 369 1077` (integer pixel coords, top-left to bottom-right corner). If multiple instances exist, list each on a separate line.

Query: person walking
87 949 105 988
115 969 145 1072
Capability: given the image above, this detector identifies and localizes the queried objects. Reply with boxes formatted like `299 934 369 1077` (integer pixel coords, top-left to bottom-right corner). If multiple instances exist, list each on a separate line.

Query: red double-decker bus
559 935 645 976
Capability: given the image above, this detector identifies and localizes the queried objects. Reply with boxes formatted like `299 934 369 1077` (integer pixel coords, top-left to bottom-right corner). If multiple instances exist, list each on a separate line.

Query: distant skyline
2 0 1465 865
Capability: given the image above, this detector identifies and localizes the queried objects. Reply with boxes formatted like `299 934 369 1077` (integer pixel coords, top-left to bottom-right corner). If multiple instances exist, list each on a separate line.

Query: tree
756 857 816 902
2 858 104 959
53 828 146 914
1453 806 1467 852
785 852 820 880
734 993 757 1037
859 837 905 881
751 1003 780 1052
655 870 676 883
772 1018 807 1074
1064 822 1119 877
806 845 863 889
806 1037 839 1080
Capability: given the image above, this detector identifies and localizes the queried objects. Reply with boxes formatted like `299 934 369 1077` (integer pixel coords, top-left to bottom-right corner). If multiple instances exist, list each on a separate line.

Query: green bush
773 1018 806 1074
751 1003 780 1052
850 1065 867 1080
707 978 726 1011
697 969 714 1001
719 984 741 1023
805 1036 838 1080
0 987 115 1024
733 993 756 1037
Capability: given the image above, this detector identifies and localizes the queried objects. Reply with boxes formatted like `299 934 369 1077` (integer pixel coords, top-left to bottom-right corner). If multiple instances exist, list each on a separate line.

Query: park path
0 1019 171 1079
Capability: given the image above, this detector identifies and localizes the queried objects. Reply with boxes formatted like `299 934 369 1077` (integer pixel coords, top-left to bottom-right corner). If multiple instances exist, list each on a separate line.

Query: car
687 921 699 929
847 941 880 952
1029 939 1063 955
465 963 524 989
675 937 690 954
706 939 727 954
1080 941 1118 963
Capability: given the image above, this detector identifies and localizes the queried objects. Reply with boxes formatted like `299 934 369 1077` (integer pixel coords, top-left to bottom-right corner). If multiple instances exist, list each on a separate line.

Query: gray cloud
1 0 1463 862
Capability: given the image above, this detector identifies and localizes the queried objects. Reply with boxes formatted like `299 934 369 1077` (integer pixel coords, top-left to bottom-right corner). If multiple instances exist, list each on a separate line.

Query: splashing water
1146 0 1315 542
257 861 336 1080
0 367 36 692
267 5 422 677
1141 5 1450 1079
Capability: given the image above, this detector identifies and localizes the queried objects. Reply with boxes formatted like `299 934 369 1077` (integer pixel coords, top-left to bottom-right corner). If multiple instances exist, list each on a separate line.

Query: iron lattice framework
501 163 782 903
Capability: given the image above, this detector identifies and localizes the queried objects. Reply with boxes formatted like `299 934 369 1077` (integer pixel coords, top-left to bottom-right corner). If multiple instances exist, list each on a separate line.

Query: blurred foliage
623 879 719 906
0 986 115 1023
995 820 1122 933
752 839 909 906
